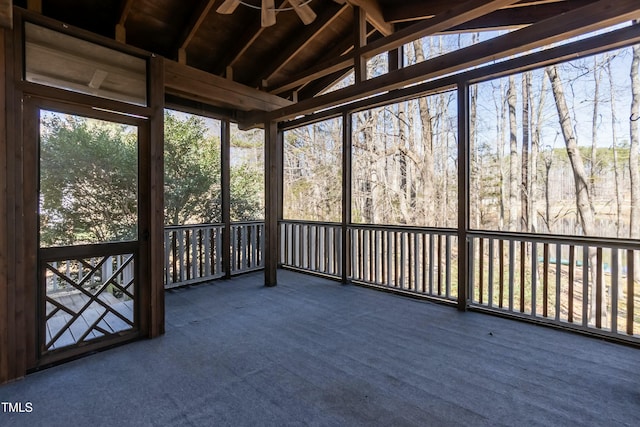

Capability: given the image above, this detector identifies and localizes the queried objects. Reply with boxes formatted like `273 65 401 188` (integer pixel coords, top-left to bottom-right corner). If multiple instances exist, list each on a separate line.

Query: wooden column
147 55 165 337
341 112 352 283
264 120 280 286
457 82 470 311
222 119 231 278
0 27 9 384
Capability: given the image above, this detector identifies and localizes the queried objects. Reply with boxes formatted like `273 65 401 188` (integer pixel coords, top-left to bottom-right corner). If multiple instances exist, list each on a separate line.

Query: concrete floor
1 269 639 426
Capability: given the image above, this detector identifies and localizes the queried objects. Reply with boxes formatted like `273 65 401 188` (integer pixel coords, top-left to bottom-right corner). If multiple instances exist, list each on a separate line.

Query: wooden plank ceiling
14 0 608 112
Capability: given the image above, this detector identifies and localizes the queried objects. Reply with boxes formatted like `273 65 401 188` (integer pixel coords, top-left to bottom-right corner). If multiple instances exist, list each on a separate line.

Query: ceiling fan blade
262 0 276 27
289 0 317 25
217 0 241 14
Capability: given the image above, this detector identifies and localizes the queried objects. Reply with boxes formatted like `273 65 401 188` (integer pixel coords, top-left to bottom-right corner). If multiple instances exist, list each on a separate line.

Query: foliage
39 113 138 246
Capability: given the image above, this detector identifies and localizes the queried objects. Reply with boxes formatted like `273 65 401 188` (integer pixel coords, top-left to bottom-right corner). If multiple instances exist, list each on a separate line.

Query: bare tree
546 64 599 322
508 75 519 230
630 44 640 281
521 72 531 232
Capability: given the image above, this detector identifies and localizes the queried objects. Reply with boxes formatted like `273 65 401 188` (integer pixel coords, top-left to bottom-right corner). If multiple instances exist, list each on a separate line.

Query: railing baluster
627 250 634 336
446 235 451 299
508 239 515 311
478 238 484 304
582 245 589 327
611 248 618 334
543 243 549 317
499 240 505 309
488 238 494 308
596 247 603 329
519 240 525 313
568 245 575 323
555 243 561 321
530 241 536 316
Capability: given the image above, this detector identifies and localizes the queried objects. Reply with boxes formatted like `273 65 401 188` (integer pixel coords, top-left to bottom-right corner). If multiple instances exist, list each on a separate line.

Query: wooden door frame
23 97 153 368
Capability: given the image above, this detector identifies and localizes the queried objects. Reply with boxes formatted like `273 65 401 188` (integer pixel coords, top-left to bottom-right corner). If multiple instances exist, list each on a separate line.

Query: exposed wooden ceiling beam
260 3 350 88
346 0 393 36
165 59 293 112
381 0 568 23
269 0 519 94
0 0 12 29
444 0 597 32
216 0 289 75
253 0 640 123
363 0 521 59
177 0 217 63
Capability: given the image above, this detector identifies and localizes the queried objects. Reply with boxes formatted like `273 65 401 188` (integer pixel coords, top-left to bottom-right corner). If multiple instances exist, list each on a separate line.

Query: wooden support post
0 27 9 384
341 111 352 283
457 83 470 311
222 119 231 278
353 6 367 84
387 46 403 72
264 120 280 286
146 55 165 338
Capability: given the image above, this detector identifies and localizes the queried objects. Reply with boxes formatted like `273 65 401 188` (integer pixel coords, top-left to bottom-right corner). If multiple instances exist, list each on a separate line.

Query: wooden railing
230 221 265 274
164 221 265 289
469 232 640 343
279 220 342 277
350 224 458 302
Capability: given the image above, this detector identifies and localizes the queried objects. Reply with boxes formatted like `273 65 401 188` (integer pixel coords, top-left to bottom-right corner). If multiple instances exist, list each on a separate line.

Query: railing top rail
165 221 264 231
279 220 458 235
348 223 457 235
469 230 640 250
279 219 341 226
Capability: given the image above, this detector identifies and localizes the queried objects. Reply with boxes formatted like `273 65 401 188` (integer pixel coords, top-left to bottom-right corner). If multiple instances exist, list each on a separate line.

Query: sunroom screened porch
0 0 640 409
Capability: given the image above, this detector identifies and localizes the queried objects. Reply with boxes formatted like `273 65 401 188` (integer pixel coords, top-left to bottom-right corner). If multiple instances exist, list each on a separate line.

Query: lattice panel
43 254 136 351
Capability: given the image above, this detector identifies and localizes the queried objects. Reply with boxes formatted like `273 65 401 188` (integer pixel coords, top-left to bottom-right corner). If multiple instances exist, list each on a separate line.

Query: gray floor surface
1 269 639 426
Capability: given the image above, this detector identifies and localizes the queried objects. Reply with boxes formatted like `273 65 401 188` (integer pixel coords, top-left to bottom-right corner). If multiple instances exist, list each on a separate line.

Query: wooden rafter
363 0 522 59
346 0 393 36
446 0 598 33
177 0 217 63
259 2 349 88
381 0 571 23
216 0 289 76
253 0 640 124
269 0 519 95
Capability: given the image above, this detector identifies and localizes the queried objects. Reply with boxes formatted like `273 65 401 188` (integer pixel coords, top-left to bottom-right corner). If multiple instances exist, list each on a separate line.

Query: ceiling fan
216 0 317 27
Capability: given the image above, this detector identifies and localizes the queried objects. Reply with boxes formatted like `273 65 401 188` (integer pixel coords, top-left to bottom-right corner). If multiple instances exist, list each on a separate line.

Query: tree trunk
413 40 436 224
546 64 599 322
521 72 530 232
591 56 601 200
508 75 519 230
630 44 640 282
